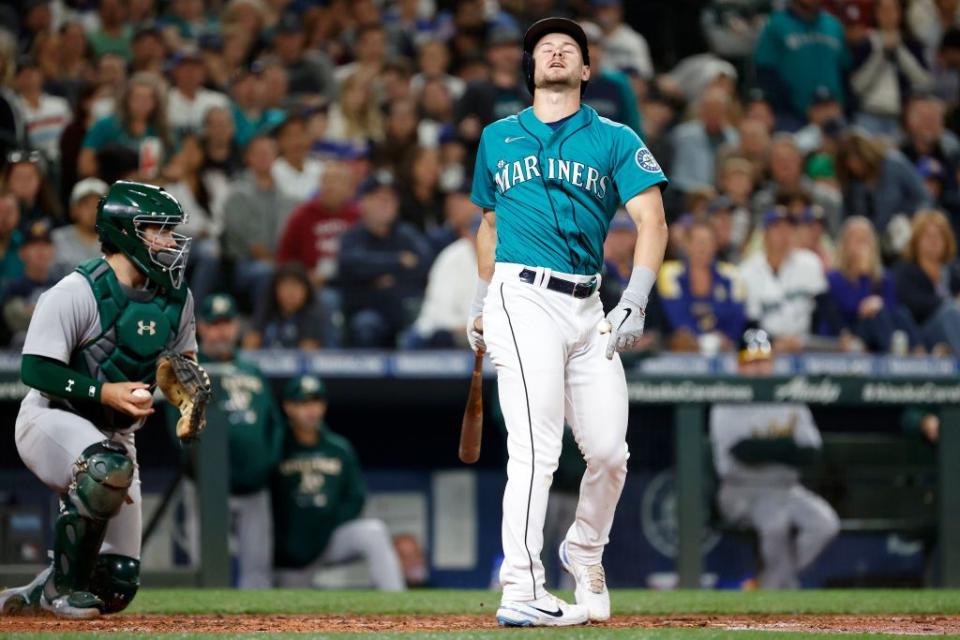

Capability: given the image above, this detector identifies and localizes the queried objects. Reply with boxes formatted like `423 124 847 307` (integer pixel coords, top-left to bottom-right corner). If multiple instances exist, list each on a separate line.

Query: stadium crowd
1 0 960 354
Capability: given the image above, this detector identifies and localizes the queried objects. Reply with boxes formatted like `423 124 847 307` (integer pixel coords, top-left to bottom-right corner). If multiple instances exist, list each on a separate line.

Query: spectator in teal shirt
0 193 25 291
755 0 850 131
79 72 170 179
229 65 286 148
87 0 133 62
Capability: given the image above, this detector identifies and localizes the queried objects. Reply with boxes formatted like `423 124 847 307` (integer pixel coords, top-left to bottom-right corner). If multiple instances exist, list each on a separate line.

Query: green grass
9 590 960 639
123 588 960 616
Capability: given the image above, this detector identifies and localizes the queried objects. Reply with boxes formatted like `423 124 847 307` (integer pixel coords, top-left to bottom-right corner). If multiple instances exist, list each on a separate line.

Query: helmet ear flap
523 51 535 96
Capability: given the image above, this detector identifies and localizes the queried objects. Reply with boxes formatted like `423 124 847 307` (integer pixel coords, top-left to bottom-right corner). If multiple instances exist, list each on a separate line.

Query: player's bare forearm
624 187 668 275
477 209 497 282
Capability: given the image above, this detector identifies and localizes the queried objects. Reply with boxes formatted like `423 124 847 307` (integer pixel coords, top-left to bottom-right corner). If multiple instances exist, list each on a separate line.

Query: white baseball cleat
40 590 103 619
496 593 589 627
0 566 50 616
559 540 610 621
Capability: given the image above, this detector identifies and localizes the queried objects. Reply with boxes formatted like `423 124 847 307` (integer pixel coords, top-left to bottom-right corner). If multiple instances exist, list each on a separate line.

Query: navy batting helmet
522 17 591 97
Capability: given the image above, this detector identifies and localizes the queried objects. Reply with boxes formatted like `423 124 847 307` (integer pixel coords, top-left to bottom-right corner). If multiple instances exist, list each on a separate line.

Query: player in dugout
709 328 840 589
271 374 406 591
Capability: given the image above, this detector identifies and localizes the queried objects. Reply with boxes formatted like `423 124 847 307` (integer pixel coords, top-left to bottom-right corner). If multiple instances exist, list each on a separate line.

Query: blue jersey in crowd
470 104 667 275
657 260 746 342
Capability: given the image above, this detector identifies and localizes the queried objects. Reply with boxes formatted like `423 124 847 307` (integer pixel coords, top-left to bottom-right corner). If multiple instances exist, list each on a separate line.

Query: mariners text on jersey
471 105 667 275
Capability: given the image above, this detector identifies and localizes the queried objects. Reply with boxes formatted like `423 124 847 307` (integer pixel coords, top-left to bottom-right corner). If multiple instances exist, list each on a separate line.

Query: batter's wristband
470 279 489 317
622 265 656 308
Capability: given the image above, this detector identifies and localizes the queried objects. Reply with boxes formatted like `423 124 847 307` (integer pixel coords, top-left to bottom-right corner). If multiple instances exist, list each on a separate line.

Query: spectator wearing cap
793 85 844 156
669 86 739 194
658 219 746 352
277 160 360 284
823 216 918 352
665 53 739 106
12 58 70 168
222 134 299 305
79 71 170 180
52 177 107 276
229 63 286 148
269 12 336 103
754 0 848 131
578 21 642 136
245 262 333 350
454 25 531 151
901 93 960 211
177 292 284 589
4 150 62 231
406 214 481 349
412 39 466 102
271 114 325 202
787 195 835 270
701 0 769 63
166 48 230 140
337 173 432 347
272 374 406 591
707 195 743 264
837 129 930 249
592 0 654 79
131 25 168 75
1 218 55 348
915 156 960 231
849 0 933 137
739 206 829 351
88 0 134 62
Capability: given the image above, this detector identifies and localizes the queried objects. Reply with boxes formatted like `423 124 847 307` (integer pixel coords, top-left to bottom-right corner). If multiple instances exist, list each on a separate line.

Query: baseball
131 388 152 400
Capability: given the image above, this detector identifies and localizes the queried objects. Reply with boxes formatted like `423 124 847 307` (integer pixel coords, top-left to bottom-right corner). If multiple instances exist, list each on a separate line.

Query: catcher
0 181 210 619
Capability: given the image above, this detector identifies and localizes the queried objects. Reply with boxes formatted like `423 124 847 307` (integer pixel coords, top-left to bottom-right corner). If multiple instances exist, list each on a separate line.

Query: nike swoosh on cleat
531 606 564 617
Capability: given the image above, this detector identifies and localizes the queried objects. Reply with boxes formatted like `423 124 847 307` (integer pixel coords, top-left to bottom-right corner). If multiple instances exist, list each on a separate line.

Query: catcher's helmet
522 17 590 97
96 181 192 291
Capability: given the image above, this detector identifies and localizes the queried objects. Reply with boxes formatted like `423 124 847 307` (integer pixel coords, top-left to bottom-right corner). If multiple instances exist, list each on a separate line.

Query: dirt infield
5 613 960 634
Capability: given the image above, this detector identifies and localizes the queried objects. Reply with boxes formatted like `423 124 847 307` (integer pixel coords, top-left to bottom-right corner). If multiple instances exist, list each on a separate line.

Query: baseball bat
459 353 484 464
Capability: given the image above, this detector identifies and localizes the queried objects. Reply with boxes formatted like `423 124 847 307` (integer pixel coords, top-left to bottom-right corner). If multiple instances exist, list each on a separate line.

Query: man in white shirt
166 49 229 139
51 178 109 277
271 113 325 202
407 216 480 348
739 207 828 351
14 59 71 164
592 0 654 79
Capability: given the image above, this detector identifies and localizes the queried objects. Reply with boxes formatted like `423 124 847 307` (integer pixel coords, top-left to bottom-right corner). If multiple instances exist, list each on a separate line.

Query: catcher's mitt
157 351 212 443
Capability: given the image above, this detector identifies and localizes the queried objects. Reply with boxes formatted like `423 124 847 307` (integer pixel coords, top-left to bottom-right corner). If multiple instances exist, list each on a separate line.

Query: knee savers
70 440 134 520
89 554 140 613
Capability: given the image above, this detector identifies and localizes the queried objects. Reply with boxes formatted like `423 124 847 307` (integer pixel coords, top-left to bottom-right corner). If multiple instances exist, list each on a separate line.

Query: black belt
518 268 598 299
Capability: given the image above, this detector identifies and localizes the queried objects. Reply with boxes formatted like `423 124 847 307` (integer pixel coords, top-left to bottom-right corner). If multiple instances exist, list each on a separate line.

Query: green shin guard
44 440 134 615
89 555 140 613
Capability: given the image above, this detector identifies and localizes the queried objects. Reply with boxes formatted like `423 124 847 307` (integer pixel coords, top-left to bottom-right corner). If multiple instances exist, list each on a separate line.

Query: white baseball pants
484 263 629 602
14 390 143 559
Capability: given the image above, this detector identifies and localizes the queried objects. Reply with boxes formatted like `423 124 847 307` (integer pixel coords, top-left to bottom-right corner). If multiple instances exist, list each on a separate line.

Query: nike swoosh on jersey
530 606 564 617
504 136 526 143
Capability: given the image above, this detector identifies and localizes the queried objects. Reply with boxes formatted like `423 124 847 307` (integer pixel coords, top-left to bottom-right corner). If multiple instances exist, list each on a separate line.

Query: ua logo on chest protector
137 320 156 336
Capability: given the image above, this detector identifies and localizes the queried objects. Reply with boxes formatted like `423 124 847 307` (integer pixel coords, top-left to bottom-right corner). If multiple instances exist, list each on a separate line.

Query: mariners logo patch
635 148 661 173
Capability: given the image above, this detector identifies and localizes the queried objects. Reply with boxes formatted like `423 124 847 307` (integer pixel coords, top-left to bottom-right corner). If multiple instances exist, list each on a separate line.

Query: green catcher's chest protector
67 258 187 430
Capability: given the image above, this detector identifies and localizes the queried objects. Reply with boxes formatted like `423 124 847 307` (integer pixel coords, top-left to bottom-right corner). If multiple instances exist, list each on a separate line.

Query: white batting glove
603 301 646 359
466 279 489 354
603 265 656 360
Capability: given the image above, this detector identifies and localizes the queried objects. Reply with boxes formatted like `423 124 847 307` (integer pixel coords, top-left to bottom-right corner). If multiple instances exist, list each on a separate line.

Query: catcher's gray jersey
709 403 822 485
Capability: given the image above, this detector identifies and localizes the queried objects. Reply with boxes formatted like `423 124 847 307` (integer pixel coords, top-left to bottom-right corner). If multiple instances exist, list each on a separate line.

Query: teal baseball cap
199 293 238 323
284 375 327 402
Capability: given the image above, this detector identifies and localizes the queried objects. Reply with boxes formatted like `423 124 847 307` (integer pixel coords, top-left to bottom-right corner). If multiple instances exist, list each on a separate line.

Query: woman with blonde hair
326 71 384 148
78 71 169 179
825 216 918 352
894 209 960 353
836 129 929 242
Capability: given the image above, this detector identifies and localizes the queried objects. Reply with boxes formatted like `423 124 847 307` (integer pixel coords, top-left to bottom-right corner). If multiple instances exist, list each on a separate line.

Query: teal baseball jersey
470 104 667 275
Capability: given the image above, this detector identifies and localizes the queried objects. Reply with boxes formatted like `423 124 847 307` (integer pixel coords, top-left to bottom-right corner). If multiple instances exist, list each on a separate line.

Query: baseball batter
468 18 668 626
0 181 198 619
